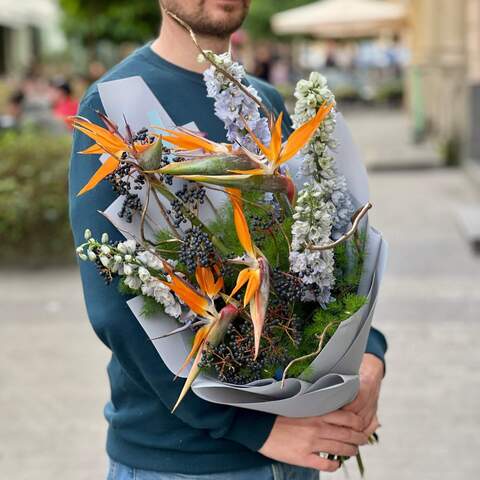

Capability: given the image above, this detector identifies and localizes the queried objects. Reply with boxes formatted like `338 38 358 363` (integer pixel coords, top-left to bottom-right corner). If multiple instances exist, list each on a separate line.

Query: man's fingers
342 393 365 413
313 439 359 457
358 405 376 430
304 454 340 472
364 416 380 437
320 410 364 431
317 423 369 446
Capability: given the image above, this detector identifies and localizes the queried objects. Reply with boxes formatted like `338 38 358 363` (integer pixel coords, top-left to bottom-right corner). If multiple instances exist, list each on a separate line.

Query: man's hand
343 353 384 434
259 411 369 472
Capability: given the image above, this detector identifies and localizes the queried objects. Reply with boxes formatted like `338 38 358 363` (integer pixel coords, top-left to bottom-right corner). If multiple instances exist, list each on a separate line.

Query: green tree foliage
245 0 314 39
59 0 160 45
59 0 314 45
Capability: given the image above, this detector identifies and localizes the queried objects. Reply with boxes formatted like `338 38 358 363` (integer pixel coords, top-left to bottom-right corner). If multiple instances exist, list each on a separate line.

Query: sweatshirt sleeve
365 326 388 367
69 91 276 452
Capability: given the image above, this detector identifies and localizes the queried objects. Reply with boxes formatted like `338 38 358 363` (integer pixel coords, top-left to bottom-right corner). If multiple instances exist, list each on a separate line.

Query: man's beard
162 0 249 38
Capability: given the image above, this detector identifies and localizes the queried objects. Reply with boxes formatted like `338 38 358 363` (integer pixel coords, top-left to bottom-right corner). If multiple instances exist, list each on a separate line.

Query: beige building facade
409 0 480 166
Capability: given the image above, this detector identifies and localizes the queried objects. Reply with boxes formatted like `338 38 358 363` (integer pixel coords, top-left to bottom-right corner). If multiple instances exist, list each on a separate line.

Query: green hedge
0 130 74 265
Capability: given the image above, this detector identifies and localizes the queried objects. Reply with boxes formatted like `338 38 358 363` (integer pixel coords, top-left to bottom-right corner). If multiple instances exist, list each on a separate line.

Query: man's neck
151 17 230 74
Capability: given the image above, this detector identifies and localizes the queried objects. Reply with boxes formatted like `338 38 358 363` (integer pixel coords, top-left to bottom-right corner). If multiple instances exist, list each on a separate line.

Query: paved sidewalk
2 110 480 479
344 107 441 170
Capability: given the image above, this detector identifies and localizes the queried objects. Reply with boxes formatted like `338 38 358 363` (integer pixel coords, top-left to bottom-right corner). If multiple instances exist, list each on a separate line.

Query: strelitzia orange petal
77 156 120 196
175 324 211 379
162 263 210 317
228 268 253 302
244 268 261 306
80 144 106 155
74 127 126 159
270 111 284 161
249 258 270 359
159 128 221 153
195 266 223 298
226 188 255 258
135 143 154 154
227 169 266 175
241 120 273 161
277 102 334 166
195 266 212 296
172 325 211 412
71 117 127 152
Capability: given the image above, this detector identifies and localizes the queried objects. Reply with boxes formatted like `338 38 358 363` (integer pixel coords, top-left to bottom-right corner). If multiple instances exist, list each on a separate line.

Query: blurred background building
0 0 65 76
409 0 480 171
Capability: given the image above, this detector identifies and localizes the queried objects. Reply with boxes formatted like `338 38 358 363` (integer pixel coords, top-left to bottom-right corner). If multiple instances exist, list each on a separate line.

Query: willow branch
151 187 182 239
163 8 273 125
306 202 372 252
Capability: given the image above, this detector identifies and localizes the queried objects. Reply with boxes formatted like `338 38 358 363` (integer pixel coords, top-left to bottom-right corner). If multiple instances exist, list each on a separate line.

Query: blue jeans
107 459 319 480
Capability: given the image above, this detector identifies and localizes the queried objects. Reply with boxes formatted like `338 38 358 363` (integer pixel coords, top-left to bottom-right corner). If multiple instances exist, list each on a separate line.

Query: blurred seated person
50 77 79 130
0 91 25 130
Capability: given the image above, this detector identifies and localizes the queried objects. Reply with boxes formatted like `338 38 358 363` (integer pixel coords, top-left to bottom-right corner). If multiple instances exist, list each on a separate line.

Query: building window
0 26 12 75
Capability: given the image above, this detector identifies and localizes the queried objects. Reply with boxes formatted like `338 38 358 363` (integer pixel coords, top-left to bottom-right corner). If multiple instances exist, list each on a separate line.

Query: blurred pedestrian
253 44 273 82
50 77 79 130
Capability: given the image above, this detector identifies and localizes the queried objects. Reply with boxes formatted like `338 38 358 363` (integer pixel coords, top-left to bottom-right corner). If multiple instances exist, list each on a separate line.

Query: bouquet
73 17 387 474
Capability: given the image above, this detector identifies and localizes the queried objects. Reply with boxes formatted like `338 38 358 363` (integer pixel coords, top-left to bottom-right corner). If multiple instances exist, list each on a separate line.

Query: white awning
271 0 408 39
0 0 59 28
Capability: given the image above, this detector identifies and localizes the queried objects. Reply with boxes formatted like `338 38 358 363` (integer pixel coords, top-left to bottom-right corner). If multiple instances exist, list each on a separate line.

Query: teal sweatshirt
69 44 387 474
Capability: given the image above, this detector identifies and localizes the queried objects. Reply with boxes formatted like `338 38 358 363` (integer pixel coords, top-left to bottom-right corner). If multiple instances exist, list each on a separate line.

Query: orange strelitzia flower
154 104 333 205
243 102 334 174
160 263 237 412
71 116 152 196
226 188 270 359
157 127 231 155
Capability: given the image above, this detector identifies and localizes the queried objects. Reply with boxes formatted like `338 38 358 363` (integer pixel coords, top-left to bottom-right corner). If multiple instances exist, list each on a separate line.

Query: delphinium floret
202 52 271 153
291 71 354 238
289 72 357 302
289 182 336 305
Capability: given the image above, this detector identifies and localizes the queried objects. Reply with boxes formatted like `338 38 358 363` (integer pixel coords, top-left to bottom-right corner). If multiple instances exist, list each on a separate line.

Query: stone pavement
343 107 442 170
2 112 480 480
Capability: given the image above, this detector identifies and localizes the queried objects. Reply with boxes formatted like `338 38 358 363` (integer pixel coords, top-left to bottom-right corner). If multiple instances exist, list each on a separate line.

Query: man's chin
164 0 249 38
203 3 248 35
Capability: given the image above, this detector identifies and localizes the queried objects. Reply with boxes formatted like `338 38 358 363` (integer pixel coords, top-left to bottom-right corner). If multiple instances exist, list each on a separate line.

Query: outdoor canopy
0 0 58 28
271 0 408 39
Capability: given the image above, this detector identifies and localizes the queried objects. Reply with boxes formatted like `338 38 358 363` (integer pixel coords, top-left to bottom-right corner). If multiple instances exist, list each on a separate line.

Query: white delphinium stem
77 232 181 318
289 183 335 304
202 52 271 153
292 72 354 237
289 73 355 301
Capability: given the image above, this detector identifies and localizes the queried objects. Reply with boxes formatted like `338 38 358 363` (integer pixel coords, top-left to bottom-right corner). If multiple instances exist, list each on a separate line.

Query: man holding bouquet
69 1 387 479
